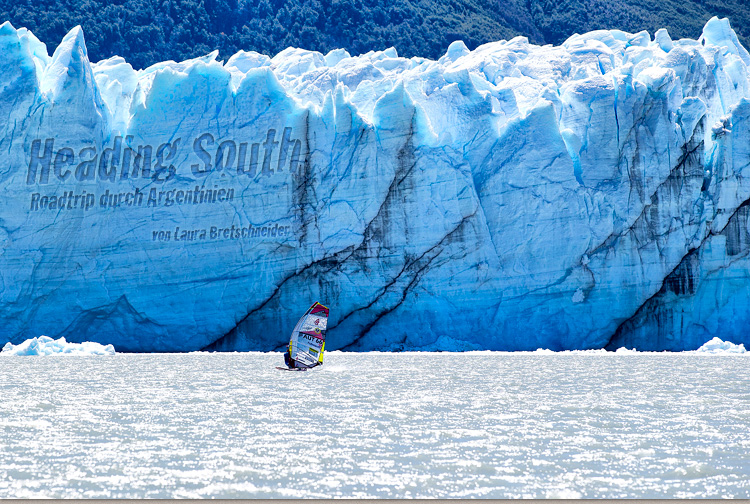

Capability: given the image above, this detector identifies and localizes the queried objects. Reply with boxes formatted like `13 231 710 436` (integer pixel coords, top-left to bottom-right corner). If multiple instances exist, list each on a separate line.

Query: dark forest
3 0 749 68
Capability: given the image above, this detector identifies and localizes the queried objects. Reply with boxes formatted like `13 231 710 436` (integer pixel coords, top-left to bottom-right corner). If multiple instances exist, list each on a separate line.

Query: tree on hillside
1 0 748 68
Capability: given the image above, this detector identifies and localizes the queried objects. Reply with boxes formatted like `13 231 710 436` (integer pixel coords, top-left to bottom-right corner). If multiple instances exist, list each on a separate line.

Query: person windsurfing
280 302 329 371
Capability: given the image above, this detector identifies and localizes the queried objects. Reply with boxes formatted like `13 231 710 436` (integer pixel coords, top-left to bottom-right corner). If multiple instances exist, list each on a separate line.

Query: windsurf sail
287 302 329 368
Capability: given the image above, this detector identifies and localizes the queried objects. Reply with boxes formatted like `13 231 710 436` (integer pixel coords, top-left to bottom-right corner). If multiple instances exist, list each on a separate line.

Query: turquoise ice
1 18 749 351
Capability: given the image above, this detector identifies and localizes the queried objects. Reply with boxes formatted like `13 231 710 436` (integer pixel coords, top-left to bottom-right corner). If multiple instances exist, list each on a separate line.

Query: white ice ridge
1 336 116 355
1 18 750 352
695 337 747 354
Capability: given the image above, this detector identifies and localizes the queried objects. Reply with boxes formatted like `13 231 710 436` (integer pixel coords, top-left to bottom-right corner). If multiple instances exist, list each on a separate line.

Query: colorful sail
287 302 329 368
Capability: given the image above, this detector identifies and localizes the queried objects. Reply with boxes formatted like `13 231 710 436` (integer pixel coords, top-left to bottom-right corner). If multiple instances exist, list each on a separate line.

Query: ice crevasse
1 17 749 352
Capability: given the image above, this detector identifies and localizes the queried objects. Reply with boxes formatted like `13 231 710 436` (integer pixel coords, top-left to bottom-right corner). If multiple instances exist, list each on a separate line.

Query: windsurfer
278 302 328 371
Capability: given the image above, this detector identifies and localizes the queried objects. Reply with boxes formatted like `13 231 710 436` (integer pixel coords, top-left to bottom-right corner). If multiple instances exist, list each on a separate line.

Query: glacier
1 17 750 352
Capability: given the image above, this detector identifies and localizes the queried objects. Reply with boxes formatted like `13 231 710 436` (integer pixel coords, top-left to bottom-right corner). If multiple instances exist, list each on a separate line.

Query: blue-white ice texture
1 17 750 352
695 336 746 354
1 336 115 356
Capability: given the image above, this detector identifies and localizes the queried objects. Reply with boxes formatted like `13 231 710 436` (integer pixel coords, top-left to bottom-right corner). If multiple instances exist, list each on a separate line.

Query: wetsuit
284 351 295 369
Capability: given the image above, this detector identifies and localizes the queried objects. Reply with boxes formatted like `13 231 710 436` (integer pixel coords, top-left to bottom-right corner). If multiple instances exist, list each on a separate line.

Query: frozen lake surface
1 351 749 498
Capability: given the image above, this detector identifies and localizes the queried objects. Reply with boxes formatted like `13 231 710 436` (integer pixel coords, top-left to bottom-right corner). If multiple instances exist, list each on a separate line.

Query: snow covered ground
1 351 748 498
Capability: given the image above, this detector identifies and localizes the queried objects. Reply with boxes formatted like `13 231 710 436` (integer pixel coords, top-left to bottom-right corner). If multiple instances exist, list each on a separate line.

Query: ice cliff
1 18 750 352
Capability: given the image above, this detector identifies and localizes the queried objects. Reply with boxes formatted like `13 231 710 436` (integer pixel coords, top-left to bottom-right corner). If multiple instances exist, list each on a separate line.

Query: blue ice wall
1 18 750 351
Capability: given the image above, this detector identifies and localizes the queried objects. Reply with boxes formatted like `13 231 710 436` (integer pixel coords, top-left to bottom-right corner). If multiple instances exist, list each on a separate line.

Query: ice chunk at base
695 337 747 354
2 336 116 356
